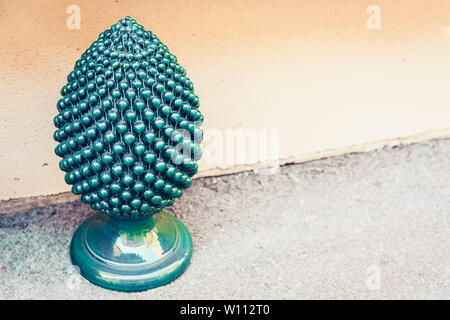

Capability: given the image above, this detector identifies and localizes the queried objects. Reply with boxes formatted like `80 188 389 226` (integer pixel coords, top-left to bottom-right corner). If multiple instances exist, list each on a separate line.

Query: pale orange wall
0 0 450 200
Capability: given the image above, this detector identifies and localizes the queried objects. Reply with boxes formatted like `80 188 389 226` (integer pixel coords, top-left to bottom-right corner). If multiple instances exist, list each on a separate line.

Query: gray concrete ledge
0 139 449 299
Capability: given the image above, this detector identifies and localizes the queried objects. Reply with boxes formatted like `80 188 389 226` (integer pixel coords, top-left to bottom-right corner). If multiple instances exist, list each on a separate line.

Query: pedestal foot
70 210 192 292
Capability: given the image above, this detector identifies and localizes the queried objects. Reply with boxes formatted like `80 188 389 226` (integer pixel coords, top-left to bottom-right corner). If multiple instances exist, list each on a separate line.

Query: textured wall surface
1 0 450 200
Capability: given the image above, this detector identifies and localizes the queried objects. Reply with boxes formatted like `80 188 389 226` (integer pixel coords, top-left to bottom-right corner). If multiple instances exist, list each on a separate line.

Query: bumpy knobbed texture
53 17 203 219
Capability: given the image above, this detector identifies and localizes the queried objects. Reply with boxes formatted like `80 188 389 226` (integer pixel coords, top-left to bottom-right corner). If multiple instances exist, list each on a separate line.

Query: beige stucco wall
0 0 450 201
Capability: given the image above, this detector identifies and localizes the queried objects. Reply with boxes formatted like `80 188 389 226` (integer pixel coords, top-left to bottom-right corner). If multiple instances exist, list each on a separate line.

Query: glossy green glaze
71 210 192 292
53 16 203 220
54 16 203 291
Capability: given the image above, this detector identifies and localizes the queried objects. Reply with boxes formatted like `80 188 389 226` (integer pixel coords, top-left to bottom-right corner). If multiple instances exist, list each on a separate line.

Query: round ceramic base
70 210 192 292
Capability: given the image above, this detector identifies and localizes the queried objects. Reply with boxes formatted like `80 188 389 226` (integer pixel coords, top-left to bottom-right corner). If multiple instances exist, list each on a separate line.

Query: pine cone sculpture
53 17 203 219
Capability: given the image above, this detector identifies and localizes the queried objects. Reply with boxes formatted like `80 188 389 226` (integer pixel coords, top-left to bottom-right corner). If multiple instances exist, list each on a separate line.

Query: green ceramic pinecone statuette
53 17 202 291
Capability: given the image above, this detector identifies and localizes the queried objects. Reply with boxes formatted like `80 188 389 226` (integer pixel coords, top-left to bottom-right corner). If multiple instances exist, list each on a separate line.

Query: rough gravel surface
0 139 449 299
